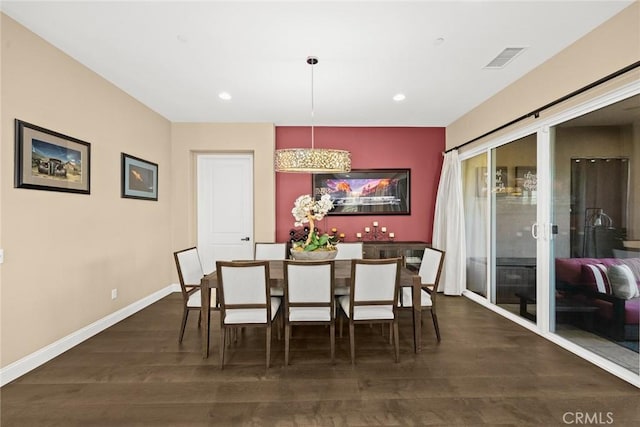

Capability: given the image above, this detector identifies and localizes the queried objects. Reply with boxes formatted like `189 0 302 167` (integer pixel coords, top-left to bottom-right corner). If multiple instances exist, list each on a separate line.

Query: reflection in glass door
551 94 639 376
491 135 538 321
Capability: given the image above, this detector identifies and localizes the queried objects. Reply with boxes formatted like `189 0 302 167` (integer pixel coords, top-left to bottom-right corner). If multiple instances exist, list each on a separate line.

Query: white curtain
433 150 466 295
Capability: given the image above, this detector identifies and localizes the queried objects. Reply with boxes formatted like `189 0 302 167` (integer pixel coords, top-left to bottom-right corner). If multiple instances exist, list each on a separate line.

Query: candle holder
360 222 392 241
329 227 346 242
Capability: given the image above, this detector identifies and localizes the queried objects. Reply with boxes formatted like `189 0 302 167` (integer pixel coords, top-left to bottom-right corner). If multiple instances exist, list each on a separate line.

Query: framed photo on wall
312 168 410 215
121 153 158 201
14 119 91 194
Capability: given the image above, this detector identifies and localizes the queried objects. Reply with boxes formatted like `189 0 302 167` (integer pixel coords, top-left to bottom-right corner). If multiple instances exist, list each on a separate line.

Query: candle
373 221 379 227
389 232 395 238
365 227 370 233
356 232 362 238
381 227 387 233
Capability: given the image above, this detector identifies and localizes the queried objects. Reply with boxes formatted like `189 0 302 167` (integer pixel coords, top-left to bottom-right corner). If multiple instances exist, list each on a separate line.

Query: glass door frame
458 78 640 388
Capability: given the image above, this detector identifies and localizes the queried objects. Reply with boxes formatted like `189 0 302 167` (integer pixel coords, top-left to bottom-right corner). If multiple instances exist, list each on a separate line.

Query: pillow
581 263 611 294
621 258 640 280
607 264 640 300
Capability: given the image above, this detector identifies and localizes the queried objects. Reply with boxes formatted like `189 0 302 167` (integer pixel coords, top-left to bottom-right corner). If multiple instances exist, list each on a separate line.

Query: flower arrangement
291 194 338 252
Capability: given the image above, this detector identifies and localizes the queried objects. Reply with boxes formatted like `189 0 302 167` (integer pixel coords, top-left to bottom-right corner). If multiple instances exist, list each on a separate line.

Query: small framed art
121 153 158 201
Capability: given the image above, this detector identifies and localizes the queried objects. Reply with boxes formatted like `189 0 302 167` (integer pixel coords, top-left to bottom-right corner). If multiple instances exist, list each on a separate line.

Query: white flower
291 194 334 226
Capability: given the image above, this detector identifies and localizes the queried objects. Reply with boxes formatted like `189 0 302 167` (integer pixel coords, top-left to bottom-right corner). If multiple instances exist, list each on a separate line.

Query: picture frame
121 153 158 201
14 119 91 194
312 168 410 215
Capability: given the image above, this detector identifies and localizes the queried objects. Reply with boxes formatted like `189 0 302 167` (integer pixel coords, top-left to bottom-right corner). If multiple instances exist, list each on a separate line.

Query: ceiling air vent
484 47 526 69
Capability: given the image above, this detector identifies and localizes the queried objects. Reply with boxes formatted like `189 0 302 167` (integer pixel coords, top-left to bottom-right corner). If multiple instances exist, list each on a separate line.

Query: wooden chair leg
285 324 291 366
219 327 226 369
179 308 189 343
277 310 282 341
431 311 441 342
266 326 272 368
330 323 335 364
349 322 355 365
197 310 202 328
393 321 400 363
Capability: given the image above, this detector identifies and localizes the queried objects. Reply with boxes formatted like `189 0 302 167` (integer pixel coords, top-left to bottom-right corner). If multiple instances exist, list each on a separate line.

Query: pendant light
274 56 351 173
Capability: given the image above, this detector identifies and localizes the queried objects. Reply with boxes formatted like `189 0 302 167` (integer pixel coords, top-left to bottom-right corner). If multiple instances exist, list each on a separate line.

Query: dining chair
338 258 401 364
254 242 288 261
216 260 281 368
254 242 288 297
334 242 364 295
283 260 335 365
334 242 364 260
398 247 445 342
173 247 218 343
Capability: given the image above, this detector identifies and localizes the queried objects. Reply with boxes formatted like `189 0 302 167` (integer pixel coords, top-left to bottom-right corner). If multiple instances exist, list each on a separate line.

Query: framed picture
14 119 91 194
312 168 410 215
121 153 158 201
476 166 508 197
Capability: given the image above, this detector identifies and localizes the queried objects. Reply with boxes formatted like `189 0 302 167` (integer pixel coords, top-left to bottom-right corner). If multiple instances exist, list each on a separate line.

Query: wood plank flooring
2 293 639 426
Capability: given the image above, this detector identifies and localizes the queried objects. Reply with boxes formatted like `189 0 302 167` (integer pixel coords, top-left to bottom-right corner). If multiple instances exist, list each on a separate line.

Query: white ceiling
1 1 634 126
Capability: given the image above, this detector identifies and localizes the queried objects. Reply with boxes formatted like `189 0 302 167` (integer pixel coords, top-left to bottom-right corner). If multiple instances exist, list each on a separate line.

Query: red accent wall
276 127 445 243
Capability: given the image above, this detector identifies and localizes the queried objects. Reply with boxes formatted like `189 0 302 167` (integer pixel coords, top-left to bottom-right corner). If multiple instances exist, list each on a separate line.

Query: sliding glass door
463 153 488 298
491 135 538 320
550 94 639 376
461 88 640 384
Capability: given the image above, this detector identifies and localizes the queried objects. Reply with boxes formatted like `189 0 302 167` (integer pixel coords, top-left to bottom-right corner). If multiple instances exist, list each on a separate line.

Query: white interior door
197 154 253 273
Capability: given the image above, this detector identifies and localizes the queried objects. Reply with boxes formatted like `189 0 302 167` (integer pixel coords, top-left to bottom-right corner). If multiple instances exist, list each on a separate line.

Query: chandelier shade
274 56 351 173
274 148 351 173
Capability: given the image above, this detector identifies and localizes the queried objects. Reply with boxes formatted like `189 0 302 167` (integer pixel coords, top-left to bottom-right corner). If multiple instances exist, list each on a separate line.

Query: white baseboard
0 284 181 387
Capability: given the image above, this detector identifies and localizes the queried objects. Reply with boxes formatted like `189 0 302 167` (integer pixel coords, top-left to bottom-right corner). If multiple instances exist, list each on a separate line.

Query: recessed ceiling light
393 93 406 102
218 92 232 101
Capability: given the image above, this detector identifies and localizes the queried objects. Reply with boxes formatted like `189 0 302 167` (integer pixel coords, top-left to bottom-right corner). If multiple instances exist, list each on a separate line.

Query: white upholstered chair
334 242 364 260
173 247 218 343
254 242 288 261
254 242 287 297
398 247 445 342
215 260 281 368
283 260 336 365
338 258 401 364
334 242 364 295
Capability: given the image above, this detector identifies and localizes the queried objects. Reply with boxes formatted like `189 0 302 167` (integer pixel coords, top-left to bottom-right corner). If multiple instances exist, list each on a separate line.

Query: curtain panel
433 150 466 295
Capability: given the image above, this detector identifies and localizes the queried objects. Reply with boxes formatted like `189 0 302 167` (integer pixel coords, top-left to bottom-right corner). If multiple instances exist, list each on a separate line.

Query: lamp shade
274 148 351 173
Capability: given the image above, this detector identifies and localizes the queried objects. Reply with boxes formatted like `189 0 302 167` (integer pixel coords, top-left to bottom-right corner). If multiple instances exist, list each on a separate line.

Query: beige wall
1 14 278 370
170 123 276 280
0 15 172 367
447 1 640 149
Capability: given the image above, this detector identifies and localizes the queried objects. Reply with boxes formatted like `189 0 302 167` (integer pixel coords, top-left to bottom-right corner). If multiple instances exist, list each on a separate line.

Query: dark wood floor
2 293 639 426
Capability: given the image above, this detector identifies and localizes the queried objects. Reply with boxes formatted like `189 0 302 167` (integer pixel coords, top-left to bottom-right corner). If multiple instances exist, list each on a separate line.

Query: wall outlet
111 288 118 300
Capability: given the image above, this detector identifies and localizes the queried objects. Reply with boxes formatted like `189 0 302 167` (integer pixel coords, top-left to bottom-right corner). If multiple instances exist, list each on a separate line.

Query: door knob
240 237 250 241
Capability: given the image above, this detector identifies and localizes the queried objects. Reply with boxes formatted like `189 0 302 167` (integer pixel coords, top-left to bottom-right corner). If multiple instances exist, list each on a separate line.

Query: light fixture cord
310 59 315 149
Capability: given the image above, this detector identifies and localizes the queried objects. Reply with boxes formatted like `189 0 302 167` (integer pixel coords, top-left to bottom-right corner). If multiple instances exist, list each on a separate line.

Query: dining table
200 259 426 358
